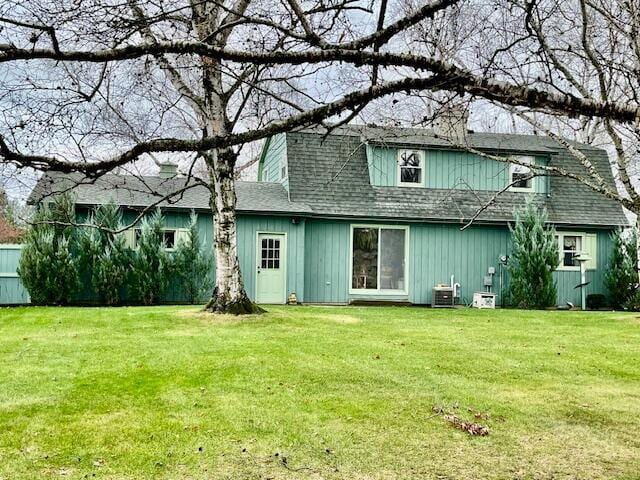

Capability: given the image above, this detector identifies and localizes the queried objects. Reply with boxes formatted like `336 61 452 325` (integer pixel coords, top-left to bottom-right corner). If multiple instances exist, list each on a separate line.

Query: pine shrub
605 228 638 309
17 194 80 305
131 209 169 305
507 200 560 309
173 212 213 304
78 202 132 305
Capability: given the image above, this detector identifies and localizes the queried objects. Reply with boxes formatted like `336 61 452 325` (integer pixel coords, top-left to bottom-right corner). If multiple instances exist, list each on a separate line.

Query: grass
0 305 639 479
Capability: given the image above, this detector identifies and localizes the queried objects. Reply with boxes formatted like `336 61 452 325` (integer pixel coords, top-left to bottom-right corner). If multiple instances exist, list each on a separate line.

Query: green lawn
1 306 639 479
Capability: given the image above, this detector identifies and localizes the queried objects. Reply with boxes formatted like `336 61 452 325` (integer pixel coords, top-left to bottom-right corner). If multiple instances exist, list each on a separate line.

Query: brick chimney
158 162 178 179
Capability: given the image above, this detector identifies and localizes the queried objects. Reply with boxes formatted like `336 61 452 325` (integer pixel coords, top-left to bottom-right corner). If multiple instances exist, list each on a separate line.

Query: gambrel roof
280 126 627 227
29 125 627 228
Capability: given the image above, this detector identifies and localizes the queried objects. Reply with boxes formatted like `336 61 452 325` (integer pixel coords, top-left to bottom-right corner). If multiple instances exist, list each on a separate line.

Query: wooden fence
0 244 30 305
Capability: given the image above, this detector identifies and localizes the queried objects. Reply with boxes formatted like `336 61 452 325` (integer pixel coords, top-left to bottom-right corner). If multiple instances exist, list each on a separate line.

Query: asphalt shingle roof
28 173 312 215
285 126 628 227
28 125 628 228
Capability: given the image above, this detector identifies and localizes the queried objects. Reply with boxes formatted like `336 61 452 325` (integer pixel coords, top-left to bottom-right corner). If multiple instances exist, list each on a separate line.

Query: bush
586 293 607 310
173 212 213 304
17 194 80 305
507 200 560 309
604 228 638 309
78 202 132 305
131 209 169 305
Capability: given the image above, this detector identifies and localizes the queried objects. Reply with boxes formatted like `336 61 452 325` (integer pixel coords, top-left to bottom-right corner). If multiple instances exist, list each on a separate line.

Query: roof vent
433 104 469 143
158 162 178 179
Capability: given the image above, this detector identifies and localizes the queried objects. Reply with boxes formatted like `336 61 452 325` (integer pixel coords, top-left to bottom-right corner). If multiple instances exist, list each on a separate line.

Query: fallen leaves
443 414 490 436
431 405 491 436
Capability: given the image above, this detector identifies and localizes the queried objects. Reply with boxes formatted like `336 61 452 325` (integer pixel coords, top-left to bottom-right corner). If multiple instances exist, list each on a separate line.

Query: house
28 125 627 306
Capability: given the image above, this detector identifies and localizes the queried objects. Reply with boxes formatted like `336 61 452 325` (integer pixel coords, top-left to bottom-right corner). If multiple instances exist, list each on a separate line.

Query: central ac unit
432 286 455 308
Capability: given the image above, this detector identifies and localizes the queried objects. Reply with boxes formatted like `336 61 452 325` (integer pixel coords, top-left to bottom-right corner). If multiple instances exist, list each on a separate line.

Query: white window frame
280 160 287 180
509 156 536 192
349 224 409 295
261 165 270 182
397 149 425 187
131 227 185 251
556 231 585 271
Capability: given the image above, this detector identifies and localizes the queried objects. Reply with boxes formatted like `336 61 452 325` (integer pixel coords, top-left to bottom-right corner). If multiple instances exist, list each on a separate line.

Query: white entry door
256 233 286 304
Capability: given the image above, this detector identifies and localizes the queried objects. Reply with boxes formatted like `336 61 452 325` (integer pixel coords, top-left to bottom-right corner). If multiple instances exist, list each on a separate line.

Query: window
131 228 178 250
260 238 281 269
280 161 287 180
163 230 176 250
561 234 582 268
351 226 407 293
555 232 588 270
397 150 424 186
262 166 270 182
509 156 535 192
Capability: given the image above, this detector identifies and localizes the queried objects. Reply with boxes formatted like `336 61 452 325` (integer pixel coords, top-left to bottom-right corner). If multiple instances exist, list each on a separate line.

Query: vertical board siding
303 219 613 306
409 223 511 304
554 230 613 306
237 215 305 302
304 220 350 303
366 145 548 193
0 245 30 304
260 133 289 189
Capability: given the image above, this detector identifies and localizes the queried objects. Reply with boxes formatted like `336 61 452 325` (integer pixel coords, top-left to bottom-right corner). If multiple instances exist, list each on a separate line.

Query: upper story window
262 165 270 182
280 161 287 180
509 156 535 192
397 149 424 186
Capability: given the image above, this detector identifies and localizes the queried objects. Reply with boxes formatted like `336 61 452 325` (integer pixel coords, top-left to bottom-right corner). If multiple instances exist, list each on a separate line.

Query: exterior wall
304 217 613 306
553 229 613 306
237 214 305 302
74 209 305 304
4 207 614 307
259 133 289 190
366 145 549 193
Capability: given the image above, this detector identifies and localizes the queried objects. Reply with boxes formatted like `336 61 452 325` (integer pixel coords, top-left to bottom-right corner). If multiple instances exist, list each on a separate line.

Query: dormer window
509 156 535 192
398 149 424 186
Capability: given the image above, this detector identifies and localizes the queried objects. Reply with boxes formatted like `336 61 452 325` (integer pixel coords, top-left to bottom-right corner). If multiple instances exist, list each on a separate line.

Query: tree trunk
193 3 263 314
636 215 640 286
204 148 264 314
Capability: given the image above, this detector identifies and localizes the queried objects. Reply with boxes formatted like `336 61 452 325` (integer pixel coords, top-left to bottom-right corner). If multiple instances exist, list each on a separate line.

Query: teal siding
259 133 289 190
554 230 613 306
303 218 613 306
0 245 29 304
366 145 549 193
6 208 614 307
304 220 351 303
237 215 305 302
409 223 511 304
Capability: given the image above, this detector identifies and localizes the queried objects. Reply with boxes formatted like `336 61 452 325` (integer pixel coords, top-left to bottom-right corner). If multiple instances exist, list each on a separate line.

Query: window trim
131 227 184 251
280 160 287 180
397 149 425 187
508 156 536 192
261 165 270 182
348 224 409 295
556 231 585 271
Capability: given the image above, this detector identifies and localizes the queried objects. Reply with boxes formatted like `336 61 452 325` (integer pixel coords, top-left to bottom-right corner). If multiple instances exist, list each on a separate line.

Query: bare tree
2 0 640 312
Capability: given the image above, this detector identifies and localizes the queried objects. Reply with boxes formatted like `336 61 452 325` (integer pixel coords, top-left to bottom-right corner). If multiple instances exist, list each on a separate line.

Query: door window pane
380 229 405 290
261 237 281 269
352 228 378 289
